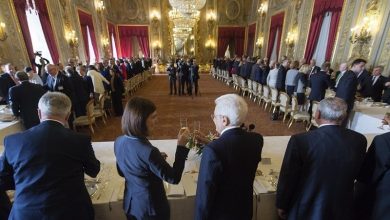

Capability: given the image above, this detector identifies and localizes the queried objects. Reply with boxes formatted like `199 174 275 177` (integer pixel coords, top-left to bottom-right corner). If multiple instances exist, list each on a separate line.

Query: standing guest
294 64 310 106
308 62 331 103
167 62 177 95
276 97 367 220
87 65 110 102
368 65 386 102
8 71 46 129
190 59 200 96
250 59 261 82
354 126 390 220
110 66 124 116
267 61 279 89
333 63 348 90
186 59 193 95
254 60 264 83
25 66 43 85
115 97 190 220
308 59 321 80
381 80 390 104
178 59 189 96
261 58 271 85
276 59 289 92
357 67 371 97
76 65 94 101
285 60 300 96
0 63 16 104
65 66 90 117
336 59 363 125
44 64 73 99
195 94 263 220
32 52 50 79
0 92 100 220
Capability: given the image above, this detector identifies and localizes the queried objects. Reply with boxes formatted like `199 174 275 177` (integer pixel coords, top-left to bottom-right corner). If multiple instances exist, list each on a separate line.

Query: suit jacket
0 190 11 220
0 73 16 104
308 71 330 101
0 120 100 220
276 65 288 91
8 81 46 129
114 135 189 220
276 125 367 220
368 75 387 102
44 73 74 100
354 132 390 220
336 70 358 111
308 66 321 79
195 128 263 220
357 69 370 97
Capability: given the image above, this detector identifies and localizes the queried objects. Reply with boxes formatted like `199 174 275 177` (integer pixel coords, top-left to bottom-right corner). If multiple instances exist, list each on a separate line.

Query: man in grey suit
276 97 367 220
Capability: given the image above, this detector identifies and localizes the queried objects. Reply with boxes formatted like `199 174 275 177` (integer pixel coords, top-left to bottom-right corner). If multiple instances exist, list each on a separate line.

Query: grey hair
214 94 248 126
38 92 71 118
318 97 347 124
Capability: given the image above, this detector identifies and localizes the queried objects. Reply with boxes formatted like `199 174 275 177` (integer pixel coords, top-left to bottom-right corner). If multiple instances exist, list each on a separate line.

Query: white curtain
224 45 231 58
111 33 118 59
87 25 96 63
312 11 332 66
270 29 279 62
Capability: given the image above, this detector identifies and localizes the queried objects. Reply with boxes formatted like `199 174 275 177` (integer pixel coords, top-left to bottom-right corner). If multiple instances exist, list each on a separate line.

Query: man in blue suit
0 92 100 220
308 62 331 102
276 97 367 220
195 94 263 220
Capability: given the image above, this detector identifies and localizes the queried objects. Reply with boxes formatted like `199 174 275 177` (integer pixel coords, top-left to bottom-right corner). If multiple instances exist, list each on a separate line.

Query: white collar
220 126 240 135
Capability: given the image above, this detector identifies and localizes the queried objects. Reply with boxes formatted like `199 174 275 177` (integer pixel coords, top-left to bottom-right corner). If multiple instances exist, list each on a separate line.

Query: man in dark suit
190 59 200 96
357 68 371 97
275 59 289 91
308 59 321 81
195 94 263 220
8 71 46 129
336 59 363 125
0 92 100 220
0 63 16 104
367 65 387 102
332 62 348 90
354 129 390 220
308 62 331 115
276 97 367 220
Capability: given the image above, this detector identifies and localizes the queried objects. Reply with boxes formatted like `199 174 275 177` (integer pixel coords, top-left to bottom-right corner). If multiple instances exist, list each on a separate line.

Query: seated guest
195 94 263 220
285 60 299 96
294 64 310 107
276 97 367 220
354 119 390 220
368 65 386 102
267 60 279 88
0 63 16 104
0 92 100 219
114 97 190 220
25 66 43 85
9 71 46 129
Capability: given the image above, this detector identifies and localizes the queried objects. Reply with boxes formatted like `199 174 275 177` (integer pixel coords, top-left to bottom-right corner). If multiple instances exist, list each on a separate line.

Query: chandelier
169 0 206 12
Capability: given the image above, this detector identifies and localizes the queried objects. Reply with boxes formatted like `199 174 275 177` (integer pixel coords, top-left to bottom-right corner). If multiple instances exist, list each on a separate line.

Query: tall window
86 25 96 63
111 33 118 59
26 10 53 63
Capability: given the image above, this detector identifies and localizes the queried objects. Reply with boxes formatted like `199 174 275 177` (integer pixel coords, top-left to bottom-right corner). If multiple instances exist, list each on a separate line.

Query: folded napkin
166 182 185 197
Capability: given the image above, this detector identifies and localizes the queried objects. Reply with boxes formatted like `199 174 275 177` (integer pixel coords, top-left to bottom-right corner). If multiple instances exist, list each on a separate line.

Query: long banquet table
349 102 389 134
90 135 376 220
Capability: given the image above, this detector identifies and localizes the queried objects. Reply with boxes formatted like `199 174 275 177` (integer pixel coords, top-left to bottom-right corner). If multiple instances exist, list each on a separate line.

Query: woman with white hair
195 94 263 220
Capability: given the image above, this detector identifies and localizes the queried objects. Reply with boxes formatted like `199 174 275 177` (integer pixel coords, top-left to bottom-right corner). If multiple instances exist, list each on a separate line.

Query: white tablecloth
350 102 389 134
0 120 22 145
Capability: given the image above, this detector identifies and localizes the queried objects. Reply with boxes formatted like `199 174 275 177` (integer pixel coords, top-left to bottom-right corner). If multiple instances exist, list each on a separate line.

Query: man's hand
277 209 287 219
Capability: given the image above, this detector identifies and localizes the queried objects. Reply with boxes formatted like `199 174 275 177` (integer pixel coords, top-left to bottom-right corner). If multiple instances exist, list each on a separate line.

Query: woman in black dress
110 66 124 116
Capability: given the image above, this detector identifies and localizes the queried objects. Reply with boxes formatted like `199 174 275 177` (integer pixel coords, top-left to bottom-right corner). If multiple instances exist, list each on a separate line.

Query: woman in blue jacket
115 97 190 220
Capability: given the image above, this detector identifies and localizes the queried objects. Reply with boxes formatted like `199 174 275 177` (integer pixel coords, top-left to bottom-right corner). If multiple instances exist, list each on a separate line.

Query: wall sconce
257 1 268 15
206 10 216 32
65 30 79 58
256 36 264 49
285 30 297 48
101 37 109 48
205 36 216 50
349 14 378 45
0 22 7 41
152 40 162 54
96 0 105 12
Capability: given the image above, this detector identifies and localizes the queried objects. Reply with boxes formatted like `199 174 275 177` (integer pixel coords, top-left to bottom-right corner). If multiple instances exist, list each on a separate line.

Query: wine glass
179 116 187 128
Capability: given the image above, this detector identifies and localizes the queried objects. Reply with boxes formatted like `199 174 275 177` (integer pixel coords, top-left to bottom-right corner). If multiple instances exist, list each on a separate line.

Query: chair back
291 96 298 112
271 88 279 102
311 101 319 117
86 100 96 123
263 85 270 98
258 84 263 96
279 92 290 107
252 82 258 94
247 79 253 91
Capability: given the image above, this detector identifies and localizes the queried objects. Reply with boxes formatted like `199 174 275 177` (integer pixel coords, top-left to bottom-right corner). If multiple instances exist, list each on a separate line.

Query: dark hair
121 97 156 137
351 58 366 67
88 65 97 71
321 62 331 70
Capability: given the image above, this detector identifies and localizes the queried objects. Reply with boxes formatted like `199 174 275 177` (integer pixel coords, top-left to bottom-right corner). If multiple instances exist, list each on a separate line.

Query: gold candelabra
0 22 7 41
65 30 79 58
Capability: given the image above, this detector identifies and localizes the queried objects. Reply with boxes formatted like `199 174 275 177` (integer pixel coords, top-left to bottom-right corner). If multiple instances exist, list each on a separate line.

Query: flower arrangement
186 132 218 155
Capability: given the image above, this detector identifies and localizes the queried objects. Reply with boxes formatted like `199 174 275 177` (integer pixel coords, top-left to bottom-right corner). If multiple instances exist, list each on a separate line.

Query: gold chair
306 101 319 131
94 94 107 124
288 96 310 128
278 92 291 123
73 100 96 134
261 85 271 110
270 88 279 113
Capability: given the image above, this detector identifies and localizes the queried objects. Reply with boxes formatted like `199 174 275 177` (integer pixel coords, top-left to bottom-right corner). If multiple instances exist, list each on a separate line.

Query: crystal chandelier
169 0 206 11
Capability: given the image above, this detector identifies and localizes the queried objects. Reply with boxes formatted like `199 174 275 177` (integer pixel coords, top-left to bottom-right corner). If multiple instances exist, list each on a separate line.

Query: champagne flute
179 116 187 129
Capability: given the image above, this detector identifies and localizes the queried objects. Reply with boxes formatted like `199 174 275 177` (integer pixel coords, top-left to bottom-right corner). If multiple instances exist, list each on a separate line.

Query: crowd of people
0 91 388 220
214 55 389 125
166 57 200 96
0 55 152 130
